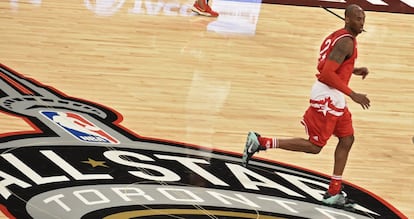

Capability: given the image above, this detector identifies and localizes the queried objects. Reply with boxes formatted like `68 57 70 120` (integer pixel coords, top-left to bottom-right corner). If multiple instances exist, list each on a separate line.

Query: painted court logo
0 64 407 218
41 111 119 144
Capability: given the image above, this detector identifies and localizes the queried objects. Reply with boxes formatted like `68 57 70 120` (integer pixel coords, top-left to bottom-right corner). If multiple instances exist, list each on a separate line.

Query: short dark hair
345 4 361 18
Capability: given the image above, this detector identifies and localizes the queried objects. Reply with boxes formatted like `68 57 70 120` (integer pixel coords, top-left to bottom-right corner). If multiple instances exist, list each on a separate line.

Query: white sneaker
242 131 264 167
322 192 355 208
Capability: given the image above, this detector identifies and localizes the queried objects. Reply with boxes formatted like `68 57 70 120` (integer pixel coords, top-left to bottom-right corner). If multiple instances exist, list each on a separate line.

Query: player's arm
318 37 353 95
318 37 371 109
353 67 369 79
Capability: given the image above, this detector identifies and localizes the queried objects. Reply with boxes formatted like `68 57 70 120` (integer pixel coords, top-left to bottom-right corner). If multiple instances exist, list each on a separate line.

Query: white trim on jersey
310 80 346 116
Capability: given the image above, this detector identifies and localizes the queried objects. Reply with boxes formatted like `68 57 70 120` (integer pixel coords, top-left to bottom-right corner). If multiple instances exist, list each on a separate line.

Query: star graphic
82 158 109 168
317 101 332 116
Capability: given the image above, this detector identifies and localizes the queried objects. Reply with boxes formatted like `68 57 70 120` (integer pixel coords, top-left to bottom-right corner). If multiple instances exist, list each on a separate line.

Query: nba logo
40 111 120 144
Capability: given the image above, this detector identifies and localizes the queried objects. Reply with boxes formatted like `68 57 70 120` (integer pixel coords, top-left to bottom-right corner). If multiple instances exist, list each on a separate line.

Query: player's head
344 4 365 36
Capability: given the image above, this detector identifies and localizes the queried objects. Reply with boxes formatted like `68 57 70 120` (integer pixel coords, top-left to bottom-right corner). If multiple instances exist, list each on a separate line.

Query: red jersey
317 28 357 85
303 29 358 146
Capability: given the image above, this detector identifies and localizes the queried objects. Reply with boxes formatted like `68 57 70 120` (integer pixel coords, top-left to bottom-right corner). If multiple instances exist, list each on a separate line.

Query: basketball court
0 0 413 218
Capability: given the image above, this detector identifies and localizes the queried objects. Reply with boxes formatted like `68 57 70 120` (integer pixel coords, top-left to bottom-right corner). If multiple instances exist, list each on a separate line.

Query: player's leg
323 135 354 194
262 106 332 153
278 138 322 154
333 135 354 179
242 107 331 166
322 136 355 208
241 132 323 167
322 108 355 207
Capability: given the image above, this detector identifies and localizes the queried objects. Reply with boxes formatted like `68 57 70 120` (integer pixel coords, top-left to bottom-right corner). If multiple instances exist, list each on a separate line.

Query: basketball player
242 4 370 207
191 0 219 17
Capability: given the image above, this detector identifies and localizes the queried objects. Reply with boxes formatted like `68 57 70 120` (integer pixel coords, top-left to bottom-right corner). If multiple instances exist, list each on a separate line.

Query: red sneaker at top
191 1 219 17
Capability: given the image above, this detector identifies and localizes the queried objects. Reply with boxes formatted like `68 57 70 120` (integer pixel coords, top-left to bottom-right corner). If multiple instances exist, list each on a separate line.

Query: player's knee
340 135 355 146
349 135 355 144
307 144 322 154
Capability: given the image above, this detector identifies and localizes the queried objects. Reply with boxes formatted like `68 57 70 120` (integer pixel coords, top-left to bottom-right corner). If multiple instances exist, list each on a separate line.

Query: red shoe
191 1 219 17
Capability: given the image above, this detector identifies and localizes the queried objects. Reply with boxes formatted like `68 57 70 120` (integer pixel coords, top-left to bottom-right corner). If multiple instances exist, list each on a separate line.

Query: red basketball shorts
301 106 354 147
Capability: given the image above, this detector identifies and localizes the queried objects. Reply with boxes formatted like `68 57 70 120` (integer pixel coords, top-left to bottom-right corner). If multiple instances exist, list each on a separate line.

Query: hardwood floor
0 0 413 218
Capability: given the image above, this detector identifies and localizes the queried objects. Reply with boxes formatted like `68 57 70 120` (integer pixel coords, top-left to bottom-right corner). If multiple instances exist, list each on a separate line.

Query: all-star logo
0 64 407 219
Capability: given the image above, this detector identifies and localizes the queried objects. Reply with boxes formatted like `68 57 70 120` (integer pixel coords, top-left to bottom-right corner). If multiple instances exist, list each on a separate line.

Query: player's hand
353 67 369 79
350 91 370 109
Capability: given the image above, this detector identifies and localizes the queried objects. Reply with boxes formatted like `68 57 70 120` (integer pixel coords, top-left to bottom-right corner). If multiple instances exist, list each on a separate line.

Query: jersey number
319 39 332 63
